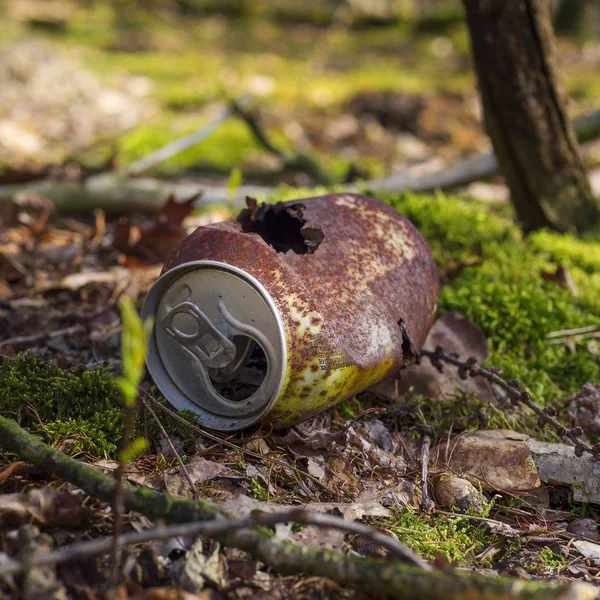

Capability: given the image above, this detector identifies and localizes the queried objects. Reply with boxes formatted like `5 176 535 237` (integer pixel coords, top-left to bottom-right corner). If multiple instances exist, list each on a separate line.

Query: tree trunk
462 0 600 233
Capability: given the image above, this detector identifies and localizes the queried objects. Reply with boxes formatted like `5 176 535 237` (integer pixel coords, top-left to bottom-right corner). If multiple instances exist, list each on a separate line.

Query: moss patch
379 505 496 564
0 354 199 459
0 354 124 458
387 192 600 404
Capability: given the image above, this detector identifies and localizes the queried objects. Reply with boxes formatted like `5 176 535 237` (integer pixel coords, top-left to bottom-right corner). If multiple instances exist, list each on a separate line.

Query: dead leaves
0 488 94 529
393 311 493 402
113 194 198 265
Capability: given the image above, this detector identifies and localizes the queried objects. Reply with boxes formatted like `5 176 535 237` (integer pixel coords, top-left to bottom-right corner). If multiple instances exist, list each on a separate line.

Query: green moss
0 355 202 459
0 354 124 457
538 547 567 573
380 505 495 564
384 192 600 405
251 477 268 501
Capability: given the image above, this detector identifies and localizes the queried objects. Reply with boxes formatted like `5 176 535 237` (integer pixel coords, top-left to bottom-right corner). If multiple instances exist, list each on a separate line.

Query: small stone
437 430 541 492
568 518 600 541
435 476 486 513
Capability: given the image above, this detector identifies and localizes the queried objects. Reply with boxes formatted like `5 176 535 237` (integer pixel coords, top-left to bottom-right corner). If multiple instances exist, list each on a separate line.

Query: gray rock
528 439 600 504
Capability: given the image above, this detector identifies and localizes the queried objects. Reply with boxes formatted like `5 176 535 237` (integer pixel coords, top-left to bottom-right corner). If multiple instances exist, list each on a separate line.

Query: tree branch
366 108 600 194
420 347 600 458
0 508 428 577
0 415 594 599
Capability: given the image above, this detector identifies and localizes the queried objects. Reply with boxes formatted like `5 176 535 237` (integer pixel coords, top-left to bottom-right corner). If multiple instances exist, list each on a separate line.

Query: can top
142 261 287 430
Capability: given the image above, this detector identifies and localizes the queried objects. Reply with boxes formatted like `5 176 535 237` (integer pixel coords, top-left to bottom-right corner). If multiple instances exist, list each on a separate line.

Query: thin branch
124 95 251 176
141 397 196 497
0 415 593 599
367 108 600 193
0 508 429 577
231 99 332 185
420 436 434 513
420 347 599 458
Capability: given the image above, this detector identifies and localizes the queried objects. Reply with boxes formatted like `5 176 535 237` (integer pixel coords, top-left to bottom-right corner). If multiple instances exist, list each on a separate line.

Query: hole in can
237 198 324 254
208 335 268 402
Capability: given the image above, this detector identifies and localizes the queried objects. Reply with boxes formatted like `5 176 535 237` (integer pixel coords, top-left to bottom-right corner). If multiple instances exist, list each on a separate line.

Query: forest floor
1 3 600 600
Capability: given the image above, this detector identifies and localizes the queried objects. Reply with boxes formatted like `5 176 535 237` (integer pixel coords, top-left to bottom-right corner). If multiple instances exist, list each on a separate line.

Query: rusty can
142 193 439 431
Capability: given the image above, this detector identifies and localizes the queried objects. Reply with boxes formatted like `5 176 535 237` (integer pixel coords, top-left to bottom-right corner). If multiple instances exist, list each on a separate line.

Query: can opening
208 335 268 402
237 198 324 254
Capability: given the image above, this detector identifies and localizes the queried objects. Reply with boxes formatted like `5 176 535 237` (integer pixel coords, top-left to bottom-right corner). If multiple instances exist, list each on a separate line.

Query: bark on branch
0 415 595 600
0 109 599 216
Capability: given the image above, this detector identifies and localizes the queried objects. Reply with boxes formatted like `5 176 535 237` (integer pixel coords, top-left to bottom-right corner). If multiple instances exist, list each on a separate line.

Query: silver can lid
142 260 287 431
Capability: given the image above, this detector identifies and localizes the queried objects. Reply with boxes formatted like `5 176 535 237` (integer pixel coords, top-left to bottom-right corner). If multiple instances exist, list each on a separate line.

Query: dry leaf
113 193 199 265
384 311 493 401
185 455 229 485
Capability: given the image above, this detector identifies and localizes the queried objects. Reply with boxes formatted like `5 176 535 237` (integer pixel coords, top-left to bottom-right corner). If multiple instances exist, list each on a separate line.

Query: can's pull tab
160 301 237 369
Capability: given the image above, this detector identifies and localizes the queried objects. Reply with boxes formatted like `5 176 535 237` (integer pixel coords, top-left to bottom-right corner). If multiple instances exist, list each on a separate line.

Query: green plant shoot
117 296 154 460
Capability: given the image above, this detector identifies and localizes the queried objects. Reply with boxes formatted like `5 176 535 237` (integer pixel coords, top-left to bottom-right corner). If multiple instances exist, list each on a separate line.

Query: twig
545 325 598 339
0 508 430 577
141 397 196 497
0 415 594 599
124 95 251 176
367 108 600 193
547 332 600 344
420 436 434 513
420 347 600 459
231 99 332 185
0 325 84 350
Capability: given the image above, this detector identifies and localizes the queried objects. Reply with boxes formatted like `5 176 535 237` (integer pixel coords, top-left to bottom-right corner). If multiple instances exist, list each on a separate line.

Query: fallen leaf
0 488 94 528
306 457 326 480
185 455 229 484
113 193 199 265
274 428 344 457
374 311 493 401
573 540 600 564
364 419 395 452
179 539 226 592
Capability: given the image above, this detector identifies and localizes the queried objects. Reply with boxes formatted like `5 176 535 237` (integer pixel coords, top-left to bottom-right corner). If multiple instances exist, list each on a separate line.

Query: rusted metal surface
154 193 439 429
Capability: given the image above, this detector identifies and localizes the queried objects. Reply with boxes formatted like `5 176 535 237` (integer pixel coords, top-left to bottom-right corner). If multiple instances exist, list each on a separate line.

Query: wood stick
1 108 599 215
124 95 251 176
0 415 595 600
0 508 429 577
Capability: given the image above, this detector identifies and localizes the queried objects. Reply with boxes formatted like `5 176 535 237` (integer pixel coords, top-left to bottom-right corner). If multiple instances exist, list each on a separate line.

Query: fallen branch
0 109 598 215
0 175 272 215
366 108 600 193
0 508 427 577
231 99 332 185
124 95 251 177
0 415 593 599
420 347 600 458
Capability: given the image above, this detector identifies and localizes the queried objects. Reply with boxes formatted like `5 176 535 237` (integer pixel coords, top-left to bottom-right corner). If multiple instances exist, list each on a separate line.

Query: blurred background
0 0 599 191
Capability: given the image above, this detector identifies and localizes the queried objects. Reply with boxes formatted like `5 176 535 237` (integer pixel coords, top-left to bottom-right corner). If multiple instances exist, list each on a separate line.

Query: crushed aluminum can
142 193 439 431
